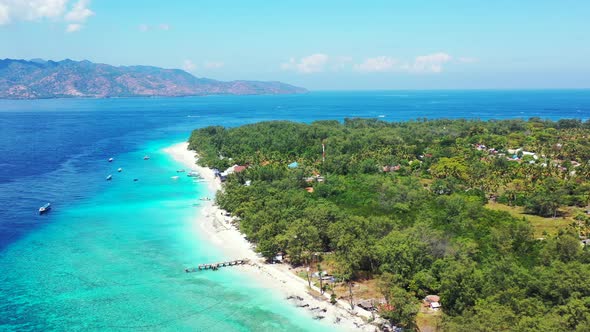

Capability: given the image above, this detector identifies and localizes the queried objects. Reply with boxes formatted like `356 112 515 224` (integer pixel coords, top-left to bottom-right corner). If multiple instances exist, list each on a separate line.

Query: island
186 118 590 331
0 59 307 99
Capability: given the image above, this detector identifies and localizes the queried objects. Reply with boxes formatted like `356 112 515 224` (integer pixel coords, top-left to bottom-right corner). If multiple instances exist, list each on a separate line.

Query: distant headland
0 58 307 99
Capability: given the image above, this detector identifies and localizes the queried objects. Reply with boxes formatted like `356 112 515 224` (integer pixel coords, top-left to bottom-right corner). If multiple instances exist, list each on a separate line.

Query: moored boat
187 171 200 177
117 167 122 172
39 203 51 214
106 174 112 181
108 157 114 162
177 169 185 173
143 155 150 160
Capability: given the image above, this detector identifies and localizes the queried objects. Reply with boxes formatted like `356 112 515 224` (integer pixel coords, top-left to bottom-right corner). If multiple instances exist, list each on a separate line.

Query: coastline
163 142 381 332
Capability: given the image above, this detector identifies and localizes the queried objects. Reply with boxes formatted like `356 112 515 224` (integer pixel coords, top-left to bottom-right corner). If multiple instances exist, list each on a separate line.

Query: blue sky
1 0 589 89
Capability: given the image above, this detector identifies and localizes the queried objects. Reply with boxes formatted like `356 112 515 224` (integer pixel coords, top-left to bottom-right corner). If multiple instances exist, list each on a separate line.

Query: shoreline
163 142 382 332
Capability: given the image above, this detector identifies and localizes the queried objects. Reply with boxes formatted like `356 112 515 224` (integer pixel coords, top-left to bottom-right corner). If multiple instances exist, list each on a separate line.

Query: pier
185 258 250 272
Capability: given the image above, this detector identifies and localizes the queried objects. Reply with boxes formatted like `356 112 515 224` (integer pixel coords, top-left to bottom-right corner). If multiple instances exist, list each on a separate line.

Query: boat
171 176 179 180
177 169 185 173
106 175 112 181
187 171 200 177
108 158 114 162
117 168 123 172
133 178 139 182
143 155 150 160
39 203 51 214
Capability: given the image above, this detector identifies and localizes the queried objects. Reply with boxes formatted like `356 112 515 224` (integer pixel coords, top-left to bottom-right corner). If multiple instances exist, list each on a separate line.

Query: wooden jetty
185 258 250 272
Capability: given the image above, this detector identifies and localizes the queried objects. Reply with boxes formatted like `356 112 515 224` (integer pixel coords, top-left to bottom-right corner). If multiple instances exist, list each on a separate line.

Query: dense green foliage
189 119 590 330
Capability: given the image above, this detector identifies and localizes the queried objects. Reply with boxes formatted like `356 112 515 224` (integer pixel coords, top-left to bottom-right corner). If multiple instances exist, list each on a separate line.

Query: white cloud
0 0 68 24
331 56 352 71
204 61 224 69
281 52 458 75
354 56 397 73
138 23 170 32
281 53 329 74
0 4 9 24
403 52 452 73
183 60 197 72
353 52 456 74
29 0 68 19
64 0 92 22
458 57 477 63
0 0 94 32
65 22 80 32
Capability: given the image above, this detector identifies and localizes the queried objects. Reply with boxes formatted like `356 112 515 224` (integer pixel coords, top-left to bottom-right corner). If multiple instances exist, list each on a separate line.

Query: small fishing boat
39 203 51 214
143 155 150 160
177 169 185 173
133 178 139 182
187 171 200 177
108 158 114 162
106 175 112 181
117 168 123 172
171 176 179 180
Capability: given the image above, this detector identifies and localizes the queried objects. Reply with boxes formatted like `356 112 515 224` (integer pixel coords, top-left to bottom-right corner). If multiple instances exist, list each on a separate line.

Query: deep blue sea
1 90 589 331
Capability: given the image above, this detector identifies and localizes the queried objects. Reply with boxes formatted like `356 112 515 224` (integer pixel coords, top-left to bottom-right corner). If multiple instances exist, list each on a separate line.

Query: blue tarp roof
288 162 299 168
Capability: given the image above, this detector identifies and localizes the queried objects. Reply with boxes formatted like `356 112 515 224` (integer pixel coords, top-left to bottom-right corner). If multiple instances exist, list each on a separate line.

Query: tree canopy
189 118 590 330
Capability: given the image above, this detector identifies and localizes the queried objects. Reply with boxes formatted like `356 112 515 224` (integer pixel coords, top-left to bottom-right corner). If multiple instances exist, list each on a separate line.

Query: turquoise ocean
1 91 589 331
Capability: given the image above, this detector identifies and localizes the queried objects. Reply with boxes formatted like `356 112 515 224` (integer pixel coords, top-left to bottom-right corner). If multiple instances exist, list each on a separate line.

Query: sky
1 0 589 90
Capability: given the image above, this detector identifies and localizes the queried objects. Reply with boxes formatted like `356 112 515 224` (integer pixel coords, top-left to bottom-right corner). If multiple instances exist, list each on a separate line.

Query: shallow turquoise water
0 140 334 331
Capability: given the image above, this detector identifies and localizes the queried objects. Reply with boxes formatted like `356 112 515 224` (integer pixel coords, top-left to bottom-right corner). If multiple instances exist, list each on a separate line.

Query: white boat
108 157 114 162
117 168 123 172
143 155 150 160
171 176 179 180
106 175 112 181
39 203 51 214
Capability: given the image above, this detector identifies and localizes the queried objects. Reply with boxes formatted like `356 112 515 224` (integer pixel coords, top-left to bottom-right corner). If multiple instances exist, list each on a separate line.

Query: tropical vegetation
189 118 590 330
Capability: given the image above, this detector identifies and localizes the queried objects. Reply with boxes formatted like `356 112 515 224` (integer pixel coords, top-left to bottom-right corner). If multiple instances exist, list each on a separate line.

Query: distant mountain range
0 59 307 99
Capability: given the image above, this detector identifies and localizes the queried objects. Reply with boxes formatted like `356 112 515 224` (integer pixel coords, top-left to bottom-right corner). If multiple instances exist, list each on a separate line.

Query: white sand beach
163 142 383 332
